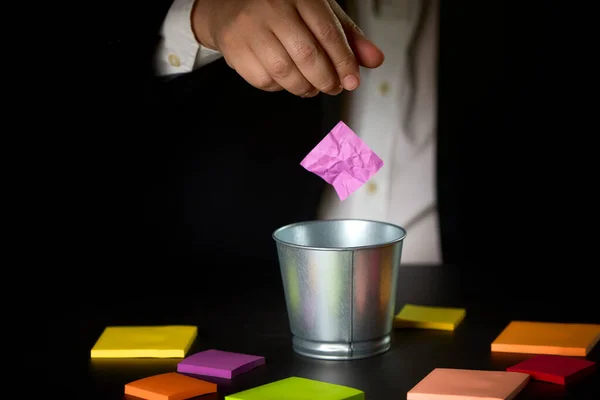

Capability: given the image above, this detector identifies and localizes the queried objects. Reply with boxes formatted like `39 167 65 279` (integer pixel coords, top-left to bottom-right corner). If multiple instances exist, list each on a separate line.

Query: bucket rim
272 219 407 251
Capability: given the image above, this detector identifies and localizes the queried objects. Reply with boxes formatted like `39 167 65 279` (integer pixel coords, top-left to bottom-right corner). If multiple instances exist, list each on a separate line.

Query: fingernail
301 89 319 98
343 75 359 91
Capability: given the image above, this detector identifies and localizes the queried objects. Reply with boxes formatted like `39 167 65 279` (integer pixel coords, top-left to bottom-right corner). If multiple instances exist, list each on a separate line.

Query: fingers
248 31 320 98
226 47 284 92
269 4 342 95
327 0 385 69
295 0 360 91
213 0 377 97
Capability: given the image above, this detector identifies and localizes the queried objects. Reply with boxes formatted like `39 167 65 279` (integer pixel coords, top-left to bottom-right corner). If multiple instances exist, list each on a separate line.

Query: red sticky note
507 355 596 386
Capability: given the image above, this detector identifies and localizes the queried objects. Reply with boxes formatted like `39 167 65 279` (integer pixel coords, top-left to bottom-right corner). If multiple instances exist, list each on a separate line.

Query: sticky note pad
491 321 600 356
177 349 265 379
300 121 384 201
224 376 364 400
507 355 596 385
91 326 197 358
125 372 216 400
407 368 530 400
394 304 466 331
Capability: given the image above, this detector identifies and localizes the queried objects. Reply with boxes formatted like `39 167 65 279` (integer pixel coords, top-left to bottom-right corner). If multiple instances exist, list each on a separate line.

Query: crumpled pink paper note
300 121 384 201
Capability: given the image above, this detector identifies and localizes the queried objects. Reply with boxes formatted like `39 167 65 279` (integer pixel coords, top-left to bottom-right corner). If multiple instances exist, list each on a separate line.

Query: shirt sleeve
154 0 223 76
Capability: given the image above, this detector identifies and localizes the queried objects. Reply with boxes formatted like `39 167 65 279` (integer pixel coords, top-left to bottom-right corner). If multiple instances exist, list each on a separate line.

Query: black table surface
50 265 599 399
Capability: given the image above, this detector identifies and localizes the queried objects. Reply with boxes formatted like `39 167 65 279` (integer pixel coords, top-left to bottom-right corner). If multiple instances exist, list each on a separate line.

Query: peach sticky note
394 304 466 331
407 368 530 400
507 355 596 385
491 321 600 356
91 326 197 358
225 376 364 400
125 372 217 400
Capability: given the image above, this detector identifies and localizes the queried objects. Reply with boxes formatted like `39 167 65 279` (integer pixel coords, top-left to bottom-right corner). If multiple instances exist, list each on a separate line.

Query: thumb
328 0 385 69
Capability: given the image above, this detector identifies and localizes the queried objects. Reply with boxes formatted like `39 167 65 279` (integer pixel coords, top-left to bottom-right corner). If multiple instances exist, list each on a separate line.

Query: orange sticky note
407 368 530 400
124 372 217 400
491 321 600 356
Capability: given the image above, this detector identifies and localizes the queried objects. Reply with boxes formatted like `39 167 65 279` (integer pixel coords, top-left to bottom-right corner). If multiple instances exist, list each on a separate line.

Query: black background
18 0 600 398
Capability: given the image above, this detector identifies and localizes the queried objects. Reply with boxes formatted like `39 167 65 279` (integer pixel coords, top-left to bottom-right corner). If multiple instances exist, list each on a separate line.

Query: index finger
296 0 360 91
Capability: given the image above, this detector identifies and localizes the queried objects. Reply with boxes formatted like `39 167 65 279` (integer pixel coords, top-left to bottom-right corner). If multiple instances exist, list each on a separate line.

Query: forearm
103 0 174 75
96 0 176 113
154 0 223 76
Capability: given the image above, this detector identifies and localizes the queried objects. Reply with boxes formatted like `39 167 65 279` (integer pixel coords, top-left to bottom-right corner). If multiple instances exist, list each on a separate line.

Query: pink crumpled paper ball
300 121 384 201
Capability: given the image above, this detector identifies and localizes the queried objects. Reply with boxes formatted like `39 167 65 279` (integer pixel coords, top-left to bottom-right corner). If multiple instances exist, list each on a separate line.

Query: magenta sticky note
507 355 596 385
300 121 383 201
176 349 266 379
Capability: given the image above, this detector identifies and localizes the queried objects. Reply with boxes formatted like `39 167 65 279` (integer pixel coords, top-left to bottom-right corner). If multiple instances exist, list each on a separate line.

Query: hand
191 0 385 97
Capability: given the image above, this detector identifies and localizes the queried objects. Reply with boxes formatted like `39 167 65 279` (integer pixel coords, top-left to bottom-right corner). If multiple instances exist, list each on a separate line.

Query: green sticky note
225 377 364 400
394 304 466 331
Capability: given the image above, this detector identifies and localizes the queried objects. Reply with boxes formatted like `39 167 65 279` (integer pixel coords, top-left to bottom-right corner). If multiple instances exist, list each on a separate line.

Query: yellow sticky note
394 304 466 331
491 321 600 356
90 325 197 358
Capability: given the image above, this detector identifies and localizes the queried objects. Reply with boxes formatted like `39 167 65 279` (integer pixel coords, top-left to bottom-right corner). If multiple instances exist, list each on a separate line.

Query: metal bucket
273 219 407 360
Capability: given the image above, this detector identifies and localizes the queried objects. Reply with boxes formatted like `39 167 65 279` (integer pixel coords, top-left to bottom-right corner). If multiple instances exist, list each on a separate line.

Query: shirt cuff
195 46 223 68
155 0 222 76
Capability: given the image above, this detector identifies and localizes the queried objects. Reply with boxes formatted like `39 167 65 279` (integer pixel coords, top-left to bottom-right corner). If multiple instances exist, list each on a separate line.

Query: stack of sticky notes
506 355 596 385
177 349 266 379
394 304 466 331
125 372 217 400
91 325 197 358
491 321 600 356
407 368 530 400
225 377 364 400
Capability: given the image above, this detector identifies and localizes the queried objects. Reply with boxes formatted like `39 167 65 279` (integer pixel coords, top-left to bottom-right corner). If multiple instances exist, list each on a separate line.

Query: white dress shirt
154 0 222 75
155 0 441 265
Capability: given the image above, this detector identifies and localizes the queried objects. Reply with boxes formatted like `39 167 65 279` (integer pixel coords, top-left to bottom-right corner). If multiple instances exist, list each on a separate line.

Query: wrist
191 0 216 49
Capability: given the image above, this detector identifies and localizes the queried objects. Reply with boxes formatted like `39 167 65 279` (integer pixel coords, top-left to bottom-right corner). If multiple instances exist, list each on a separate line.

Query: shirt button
168 54 181 67
379 81 390 95
367 182 378 194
